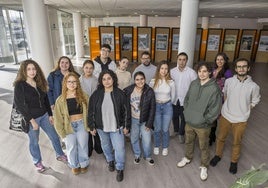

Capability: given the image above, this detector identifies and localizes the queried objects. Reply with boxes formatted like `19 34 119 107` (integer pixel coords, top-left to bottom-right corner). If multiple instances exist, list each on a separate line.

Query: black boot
229 162 238 174
210 155 221 167
108 161 115 172
116 170 124 182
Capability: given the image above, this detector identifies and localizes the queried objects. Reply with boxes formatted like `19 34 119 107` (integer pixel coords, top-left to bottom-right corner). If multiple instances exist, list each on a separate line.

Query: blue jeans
27 113 64 165
131 118 152 159
154 101 173 148
65 119 89 168
97 128 125 170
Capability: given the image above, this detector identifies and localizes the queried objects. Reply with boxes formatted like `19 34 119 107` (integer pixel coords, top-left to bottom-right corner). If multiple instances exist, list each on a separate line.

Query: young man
170 52 197 143
210 58 260 174
93 44 117 78
132 51 156 84
176 62 222 181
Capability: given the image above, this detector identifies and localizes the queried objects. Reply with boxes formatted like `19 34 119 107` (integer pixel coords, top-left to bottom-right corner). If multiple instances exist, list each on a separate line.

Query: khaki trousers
185 124 210 167
215 116 247 163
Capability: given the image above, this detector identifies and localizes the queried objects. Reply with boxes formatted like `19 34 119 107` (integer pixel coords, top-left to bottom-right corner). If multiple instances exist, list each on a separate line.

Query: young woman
13 59 67 173
124 71 156 165
88 69 130 182
149 61 175 156
209 52 233 145
115 56 131 90
47 56 79 110
54 72 90 175
79 60 103 157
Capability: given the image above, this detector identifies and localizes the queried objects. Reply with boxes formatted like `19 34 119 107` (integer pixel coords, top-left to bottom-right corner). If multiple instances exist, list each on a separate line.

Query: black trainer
134 157 140 164
108 161 115 172
116 170 124 182
229 162 237 174
210 155 221 167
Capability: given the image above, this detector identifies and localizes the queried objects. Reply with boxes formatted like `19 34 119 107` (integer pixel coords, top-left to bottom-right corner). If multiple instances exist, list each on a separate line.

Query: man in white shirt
132 51 156 84
93 44 117 78
170 52 197 143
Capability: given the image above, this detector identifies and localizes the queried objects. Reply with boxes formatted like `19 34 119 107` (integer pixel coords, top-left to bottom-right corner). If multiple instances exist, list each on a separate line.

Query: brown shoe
81 166 88 174
72 168 80 175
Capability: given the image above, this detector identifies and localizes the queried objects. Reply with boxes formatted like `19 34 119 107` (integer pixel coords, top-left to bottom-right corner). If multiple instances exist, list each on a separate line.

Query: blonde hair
153 60 172 89
61 72 87 108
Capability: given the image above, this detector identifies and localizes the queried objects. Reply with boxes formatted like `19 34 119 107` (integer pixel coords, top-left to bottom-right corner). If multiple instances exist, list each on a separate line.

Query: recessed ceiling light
211 15 215 18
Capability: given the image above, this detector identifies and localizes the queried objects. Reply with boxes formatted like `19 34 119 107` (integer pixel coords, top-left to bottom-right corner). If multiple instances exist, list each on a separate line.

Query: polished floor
0 62 268 188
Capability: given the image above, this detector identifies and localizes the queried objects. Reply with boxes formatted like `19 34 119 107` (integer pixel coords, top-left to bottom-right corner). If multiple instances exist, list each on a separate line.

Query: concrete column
201 17 209 29
22 0 54 76
140 15 148 26
73 12 84 58
179 0 199 67
82 17 90 57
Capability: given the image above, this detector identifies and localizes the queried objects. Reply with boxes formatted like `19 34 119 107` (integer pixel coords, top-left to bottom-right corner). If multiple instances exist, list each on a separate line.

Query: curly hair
13 59 48 92
153 60 172 89
98 69 118 89
61 72 87 108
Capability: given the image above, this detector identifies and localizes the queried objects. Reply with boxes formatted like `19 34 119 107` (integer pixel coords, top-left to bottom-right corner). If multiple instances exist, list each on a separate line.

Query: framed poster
154 27 170 63
119 26 133 62
255 30 268 62
238 29 257 60
137 27 152 61
99 26 115 59
170 28 180 64
222 29 239 61
205 29 223 62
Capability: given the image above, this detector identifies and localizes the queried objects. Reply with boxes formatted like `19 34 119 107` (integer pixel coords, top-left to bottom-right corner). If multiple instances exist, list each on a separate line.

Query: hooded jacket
183 78 222 129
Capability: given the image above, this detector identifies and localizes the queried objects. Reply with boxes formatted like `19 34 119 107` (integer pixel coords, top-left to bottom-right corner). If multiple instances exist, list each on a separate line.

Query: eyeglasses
67 81 77 84
236 65 248 69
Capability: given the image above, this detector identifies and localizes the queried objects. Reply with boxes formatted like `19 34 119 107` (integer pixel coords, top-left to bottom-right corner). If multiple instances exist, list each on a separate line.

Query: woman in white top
115 57 131 90
149 61 175 156
79 60 103 157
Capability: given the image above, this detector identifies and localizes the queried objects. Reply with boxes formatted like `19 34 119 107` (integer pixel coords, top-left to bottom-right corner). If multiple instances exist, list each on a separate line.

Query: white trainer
199 166 208 181
177 157 191 168
162 148 168 156
153 147 159 155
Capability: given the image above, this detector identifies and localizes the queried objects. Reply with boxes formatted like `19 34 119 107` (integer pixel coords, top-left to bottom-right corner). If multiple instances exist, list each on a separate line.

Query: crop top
66 98 82 115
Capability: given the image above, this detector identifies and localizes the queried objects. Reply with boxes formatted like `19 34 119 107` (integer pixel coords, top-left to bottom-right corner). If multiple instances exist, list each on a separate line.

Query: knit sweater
115 68 131 90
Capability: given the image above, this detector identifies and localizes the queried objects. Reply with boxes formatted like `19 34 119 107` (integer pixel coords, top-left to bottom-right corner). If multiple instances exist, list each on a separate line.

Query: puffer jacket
124 84 156 129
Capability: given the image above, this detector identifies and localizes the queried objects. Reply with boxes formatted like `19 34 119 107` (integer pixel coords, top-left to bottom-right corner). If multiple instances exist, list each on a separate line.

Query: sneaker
179 135 185 144
72 168 80 175
108 161 115 172
200 166 208 181
57 154 68 164
229 162 238 174
116 170 124 182
153 147 159 155
35 162 45 173
134 157 140 164
210 155 221 167
81 166 89 174
162 148 168 156
177 157 191 168
146 158 155 166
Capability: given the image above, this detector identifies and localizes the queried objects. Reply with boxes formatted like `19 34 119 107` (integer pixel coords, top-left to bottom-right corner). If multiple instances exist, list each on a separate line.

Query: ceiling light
211 15 215 18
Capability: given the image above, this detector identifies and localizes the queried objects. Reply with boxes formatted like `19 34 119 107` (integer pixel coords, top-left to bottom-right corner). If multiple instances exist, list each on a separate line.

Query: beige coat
54 94 90 138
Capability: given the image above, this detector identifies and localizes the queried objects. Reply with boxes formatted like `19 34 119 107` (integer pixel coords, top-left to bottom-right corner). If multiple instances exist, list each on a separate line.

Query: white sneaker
153 147 159 155
200 166 208 181
162 148 168 156
177 157 191 168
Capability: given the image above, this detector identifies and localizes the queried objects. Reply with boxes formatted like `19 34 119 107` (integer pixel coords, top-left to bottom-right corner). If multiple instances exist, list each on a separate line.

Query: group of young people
13 43 260 182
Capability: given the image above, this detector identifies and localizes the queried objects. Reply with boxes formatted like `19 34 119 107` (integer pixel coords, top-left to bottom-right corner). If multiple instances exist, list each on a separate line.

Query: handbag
9 105 30 133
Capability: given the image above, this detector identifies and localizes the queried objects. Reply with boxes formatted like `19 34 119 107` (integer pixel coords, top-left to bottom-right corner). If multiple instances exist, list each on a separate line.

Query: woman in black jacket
124 71 156 165
13 60 67 173
88 70 130 182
